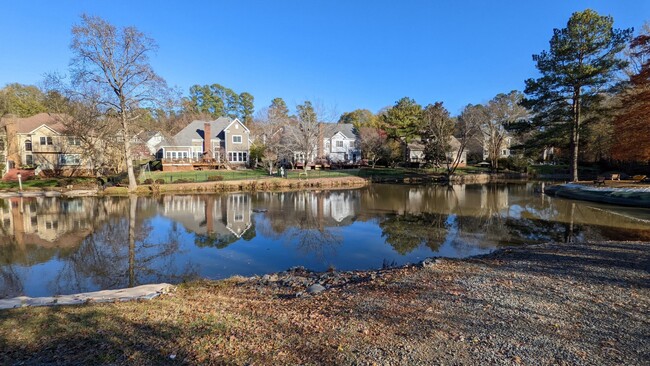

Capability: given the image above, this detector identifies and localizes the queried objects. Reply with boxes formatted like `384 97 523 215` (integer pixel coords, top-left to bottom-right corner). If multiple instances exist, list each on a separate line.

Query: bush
56 178 75 187
154 179 165 184
207 175 224 182
499 156 530 172
143 178 153 185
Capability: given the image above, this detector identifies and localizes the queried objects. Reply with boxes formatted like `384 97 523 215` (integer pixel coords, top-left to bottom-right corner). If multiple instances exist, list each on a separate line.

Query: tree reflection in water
52 195 195 295
2 183 650 298
379 213 448 254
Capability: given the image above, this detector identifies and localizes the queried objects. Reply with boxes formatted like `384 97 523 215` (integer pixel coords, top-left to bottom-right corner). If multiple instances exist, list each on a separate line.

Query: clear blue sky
1 1 647 118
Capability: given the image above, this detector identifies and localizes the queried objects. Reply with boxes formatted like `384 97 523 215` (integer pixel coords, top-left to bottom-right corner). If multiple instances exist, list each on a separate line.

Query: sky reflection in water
1 182 649 297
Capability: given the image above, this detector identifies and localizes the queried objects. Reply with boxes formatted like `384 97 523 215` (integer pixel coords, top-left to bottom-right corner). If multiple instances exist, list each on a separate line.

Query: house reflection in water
161 194 252 239
0 197 127 251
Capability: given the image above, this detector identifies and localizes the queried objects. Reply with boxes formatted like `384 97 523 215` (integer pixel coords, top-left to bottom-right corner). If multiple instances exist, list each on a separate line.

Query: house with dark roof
321 123 360 163
155 117 250 171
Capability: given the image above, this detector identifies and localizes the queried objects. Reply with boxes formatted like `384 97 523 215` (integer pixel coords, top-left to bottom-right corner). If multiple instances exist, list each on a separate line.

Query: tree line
1 10 648 190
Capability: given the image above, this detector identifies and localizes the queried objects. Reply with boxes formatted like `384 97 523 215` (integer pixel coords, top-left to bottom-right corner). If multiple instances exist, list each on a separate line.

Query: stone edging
0 283 174 310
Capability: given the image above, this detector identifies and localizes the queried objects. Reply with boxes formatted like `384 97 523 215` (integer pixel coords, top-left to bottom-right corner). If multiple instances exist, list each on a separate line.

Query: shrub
56 179 70 187
207 175 224 182
154 179 165 184
143 178 153 185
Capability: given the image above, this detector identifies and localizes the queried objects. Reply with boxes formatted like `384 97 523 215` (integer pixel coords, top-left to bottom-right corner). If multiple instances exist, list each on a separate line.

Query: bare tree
448 104 484 175
68 14 170 192
421 102 454 168
250 107 289 175
482 91 528 171
358 127 389 168
285 101 335 171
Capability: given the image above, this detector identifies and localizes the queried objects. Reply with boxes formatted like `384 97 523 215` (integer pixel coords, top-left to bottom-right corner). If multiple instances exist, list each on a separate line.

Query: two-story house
322 123 360 164
155 117 250 171
1 113 92 178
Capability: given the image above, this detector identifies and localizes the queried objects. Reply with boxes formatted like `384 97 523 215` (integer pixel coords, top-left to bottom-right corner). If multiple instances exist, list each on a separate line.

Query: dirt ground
1 241 648 365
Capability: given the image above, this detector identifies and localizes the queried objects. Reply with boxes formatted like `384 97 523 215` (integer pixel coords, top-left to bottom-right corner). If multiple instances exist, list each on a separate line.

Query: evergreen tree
523 9 632 181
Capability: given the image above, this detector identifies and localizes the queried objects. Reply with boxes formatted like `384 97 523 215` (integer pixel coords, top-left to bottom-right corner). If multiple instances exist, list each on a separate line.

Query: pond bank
0 176 369 197
1 240 647 365
545 183 650 208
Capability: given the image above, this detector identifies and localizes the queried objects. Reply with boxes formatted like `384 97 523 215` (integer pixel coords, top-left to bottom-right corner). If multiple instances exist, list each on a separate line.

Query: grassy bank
102 176 369 195
1 241 647 365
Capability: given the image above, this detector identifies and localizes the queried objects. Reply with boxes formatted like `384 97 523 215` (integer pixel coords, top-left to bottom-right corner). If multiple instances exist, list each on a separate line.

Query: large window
59 154 81 165
336 140 344 148
228 151 248 162
166 151 189 159
25 140 32 151
232 135 242 143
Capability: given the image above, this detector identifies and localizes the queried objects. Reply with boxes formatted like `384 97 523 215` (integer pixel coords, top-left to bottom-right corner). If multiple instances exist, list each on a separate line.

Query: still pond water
2 183 650 298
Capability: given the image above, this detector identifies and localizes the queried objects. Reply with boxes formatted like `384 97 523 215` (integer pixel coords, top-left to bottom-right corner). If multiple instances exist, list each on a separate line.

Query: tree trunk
121 114 138 192
571 88 581 182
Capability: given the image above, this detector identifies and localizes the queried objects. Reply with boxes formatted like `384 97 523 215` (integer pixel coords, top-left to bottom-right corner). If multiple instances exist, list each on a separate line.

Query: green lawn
143 166 492 184
0 179 61 189
143 168 363 184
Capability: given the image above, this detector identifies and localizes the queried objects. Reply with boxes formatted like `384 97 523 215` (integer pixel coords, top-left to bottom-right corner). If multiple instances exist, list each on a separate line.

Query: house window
228 152 248 162
336 141 344 148
232 135 242 143
25 155 33 165
502 149 508 156
25 140 32 151
40 137 53 145
68 136 81 146
59 154 81 165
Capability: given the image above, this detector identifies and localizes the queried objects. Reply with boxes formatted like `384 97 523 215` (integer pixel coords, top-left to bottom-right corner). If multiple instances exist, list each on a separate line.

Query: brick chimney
203 122 212 158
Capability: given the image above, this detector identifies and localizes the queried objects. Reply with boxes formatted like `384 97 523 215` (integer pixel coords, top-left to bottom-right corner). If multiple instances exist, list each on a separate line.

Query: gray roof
323 123 357 139
157 117 231 147
136 130 161 142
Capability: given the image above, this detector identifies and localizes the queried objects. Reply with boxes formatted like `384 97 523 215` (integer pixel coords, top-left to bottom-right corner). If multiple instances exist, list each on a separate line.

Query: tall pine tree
523 9 631 181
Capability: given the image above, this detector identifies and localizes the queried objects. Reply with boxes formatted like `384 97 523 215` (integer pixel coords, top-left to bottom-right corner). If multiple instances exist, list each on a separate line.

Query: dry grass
1 241 648 365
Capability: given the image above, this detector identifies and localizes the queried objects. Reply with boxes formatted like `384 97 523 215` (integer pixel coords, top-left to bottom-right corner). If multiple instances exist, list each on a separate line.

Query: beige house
1 113 92 177
406 136 467 167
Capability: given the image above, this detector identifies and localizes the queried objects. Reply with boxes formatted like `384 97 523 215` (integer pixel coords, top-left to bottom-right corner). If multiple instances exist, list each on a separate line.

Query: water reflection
1 183 649 297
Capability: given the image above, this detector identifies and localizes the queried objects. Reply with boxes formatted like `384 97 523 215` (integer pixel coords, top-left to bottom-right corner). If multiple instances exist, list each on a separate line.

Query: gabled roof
322 123 357 139
157 117 232 147
136 130 162 142
5 113 70 134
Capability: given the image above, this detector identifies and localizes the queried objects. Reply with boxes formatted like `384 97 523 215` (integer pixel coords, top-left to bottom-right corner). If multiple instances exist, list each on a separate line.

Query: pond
1 182 649 298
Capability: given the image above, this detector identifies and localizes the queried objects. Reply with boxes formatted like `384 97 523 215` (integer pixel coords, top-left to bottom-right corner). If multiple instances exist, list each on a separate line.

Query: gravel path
1 241 648 365
371 242 649 365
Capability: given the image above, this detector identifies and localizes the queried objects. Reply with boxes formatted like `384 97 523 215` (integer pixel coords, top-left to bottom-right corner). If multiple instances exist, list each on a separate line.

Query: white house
322 123 359 163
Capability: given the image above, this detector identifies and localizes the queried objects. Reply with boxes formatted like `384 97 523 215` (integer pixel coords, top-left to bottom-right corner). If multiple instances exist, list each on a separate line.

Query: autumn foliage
612 34 650 161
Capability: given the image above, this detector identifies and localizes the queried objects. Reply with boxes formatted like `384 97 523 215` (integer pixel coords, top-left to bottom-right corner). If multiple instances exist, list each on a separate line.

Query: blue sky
1 1 647 118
